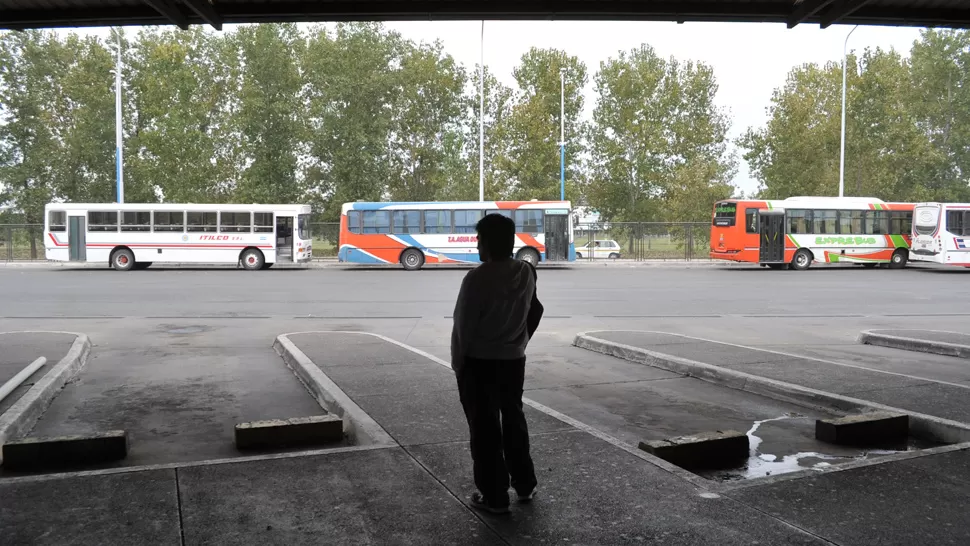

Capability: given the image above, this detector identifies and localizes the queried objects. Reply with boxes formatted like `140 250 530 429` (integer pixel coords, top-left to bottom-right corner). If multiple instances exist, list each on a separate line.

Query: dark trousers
457 356 537 505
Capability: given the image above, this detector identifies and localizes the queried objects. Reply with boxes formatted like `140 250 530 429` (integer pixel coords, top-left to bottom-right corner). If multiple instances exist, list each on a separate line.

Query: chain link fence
2 221 712 262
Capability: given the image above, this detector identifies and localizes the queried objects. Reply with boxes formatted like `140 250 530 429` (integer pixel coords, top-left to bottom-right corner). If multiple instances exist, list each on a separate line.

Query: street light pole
839 25 859 199
479 21 485 202
559 68 566 202
114 30 125 204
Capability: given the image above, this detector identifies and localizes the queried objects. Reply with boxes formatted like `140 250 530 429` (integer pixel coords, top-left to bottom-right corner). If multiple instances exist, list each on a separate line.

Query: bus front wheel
517 248 540 266
401 248 425 271
240 248 265 271
889 249 908 270
791 249 813 271
111 248 135 271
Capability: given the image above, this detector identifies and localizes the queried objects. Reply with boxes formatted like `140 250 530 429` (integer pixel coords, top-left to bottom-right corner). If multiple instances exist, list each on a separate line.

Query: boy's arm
451 274 479 374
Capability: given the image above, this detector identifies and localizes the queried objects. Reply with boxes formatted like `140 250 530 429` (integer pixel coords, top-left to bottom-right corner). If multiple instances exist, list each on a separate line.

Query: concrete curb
573 331 970 445
273 334 396 447
0 332 91 464
859 329 970 359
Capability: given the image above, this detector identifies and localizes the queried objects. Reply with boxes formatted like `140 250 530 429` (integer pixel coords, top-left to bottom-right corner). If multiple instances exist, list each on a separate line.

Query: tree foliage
742 29 970 203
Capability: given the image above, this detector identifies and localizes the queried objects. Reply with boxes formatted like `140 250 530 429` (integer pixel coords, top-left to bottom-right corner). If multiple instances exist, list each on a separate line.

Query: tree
588 45 734 227
234 23 306 204
386 40 466 202
498 48 587 201
125 27 239 203
302 23 403 220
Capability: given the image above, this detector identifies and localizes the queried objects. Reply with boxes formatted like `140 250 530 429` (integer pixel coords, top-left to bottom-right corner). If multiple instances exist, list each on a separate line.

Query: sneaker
470 492 510 515
516 486 538 503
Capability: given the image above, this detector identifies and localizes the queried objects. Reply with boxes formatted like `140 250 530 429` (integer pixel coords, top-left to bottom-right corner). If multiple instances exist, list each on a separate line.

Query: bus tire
240 248 264 271
517 248 540 266
889 249 908 269
111 248 135 271
576 252 583 259
608 253 620 259
401 248 425 271
791 249 813 271
261 262 274 270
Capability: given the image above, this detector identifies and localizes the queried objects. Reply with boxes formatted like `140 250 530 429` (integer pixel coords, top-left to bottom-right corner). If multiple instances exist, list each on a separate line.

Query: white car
576 239 622 259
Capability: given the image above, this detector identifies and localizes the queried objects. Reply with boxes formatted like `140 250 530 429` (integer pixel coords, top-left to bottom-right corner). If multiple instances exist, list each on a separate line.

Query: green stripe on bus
890 234 908 248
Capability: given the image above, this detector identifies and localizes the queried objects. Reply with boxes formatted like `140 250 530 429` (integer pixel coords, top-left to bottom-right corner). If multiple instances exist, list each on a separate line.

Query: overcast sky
63 21 925 195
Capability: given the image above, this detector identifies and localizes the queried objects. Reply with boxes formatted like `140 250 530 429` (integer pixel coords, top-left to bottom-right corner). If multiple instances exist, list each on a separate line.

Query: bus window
947 210 968 236
254 212 273 233
186 211 217 232
220 212 252 233
455 210 483 234
122 211 151 232
154 211 184 232
514 210 543 234
362 211 391 234
48 210 66 232
812 210 837 234
392 211 421 234
485 209 513 219
88 211 118 232
347 211 361 234
788 209 810 234
838 210 864 234
867 211 889 235
744 209 758 233
423 210 451 234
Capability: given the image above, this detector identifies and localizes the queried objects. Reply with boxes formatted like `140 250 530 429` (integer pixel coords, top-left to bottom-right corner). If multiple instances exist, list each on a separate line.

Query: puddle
699 413 918 482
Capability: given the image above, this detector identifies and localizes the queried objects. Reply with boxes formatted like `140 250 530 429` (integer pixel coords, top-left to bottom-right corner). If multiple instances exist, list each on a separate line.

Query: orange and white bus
338 200 574 270
710 197 914 270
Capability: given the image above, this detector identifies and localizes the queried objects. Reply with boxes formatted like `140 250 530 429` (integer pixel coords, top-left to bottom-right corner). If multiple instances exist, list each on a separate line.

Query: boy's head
476 213 515 262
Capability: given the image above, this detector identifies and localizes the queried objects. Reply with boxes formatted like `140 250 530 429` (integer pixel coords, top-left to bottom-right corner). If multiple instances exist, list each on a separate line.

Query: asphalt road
1 264 968 319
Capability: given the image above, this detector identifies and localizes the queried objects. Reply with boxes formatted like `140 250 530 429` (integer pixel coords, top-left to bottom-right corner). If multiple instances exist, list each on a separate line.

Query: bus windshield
713 202 737 227
298 214 311 240
914 206 939 236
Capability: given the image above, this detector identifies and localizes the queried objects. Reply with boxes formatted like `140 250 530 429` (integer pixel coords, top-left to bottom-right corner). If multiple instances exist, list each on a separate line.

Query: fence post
5 226 11 261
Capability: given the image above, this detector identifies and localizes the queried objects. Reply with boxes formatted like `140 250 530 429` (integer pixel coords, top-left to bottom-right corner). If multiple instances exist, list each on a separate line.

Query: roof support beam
820 0 874 28
787 0 837 28
140 0 189 29
180 0 223 30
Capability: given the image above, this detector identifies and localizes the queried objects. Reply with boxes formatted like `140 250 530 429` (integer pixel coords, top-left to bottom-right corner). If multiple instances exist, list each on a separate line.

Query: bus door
758 210 785 263
544 211 569 261
68 213 86 262
276 215 294 262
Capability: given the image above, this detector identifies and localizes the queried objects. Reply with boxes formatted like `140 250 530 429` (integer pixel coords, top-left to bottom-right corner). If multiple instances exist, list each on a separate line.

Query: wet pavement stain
699 413 917 482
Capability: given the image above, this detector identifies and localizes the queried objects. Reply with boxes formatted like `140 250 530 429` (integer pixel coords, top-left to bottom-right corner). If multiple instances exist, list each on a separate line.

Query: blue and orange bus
338 200 575 270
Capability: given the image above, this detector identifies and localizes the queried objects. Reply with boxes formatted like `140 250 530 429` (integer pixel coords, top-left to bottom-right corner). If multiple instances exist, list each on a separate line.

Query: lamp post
113 30 125 204
479 21 485 202
839 25 859 198
559 67 566 201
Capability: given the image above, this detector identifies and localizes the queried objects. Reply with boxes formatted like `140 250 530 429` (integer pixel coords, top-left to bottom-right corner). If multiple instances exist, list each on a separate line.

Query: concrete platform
235 415 343 450
21 337 327 468
640 430 749 469
731 447 970 546
579 330 970 425
860 329 970 358
3 430 129 471
0 332 76 416
816 412 909 447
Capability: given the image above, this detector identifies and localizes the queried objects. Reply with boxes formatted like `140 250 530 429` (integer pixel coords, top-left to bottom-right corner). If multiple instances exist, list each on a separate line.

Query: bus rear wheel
240 248 264 271
517 248 540 266
791 249 813 271
889 249 908 269
111 248 135 271
401 248 425 271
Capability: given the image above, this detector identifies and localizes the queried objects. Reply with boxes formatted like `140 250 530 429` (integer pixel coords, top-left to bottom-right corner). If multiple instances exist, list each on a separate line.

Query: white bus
44 203 312 270
910 202 970 267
